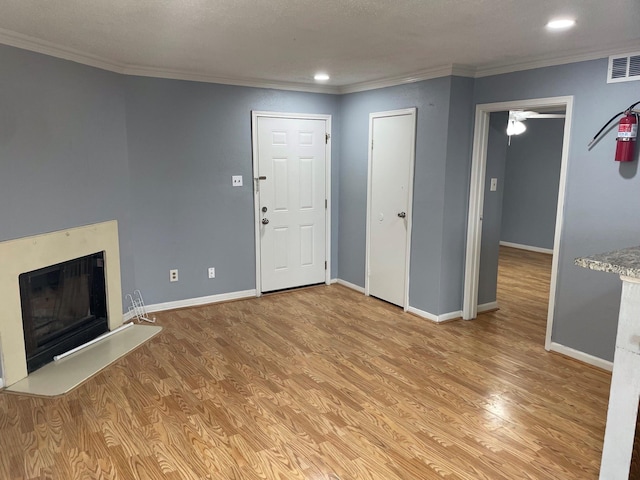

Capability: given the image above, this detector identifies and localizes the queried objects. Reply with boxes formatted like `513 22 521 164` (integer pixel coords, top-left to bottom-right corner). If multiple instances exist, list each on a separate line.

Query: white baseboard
548 342 613 372
500 241 553 255
407 306 462 323
123 289 257 317
336 279 365 294
478 301 498 313
330 278 338 285
123 310 136 323
0 377 4 389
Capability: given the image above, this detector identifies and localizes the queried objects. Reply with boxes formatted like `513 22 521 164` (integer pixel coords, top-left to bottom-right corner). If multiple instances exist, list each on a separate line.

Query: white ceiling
0 0 638 93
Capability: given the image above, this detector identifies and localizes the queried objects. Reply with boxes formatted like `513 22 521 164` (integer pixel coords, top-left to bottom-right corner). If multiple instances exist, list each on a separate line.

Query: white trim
1 25 637 94
123 65 342 94
336 279 366 294
474 41 640 78
477 301 498 313
499 241 553 255
407 306 462 323
463 105 490 320
0 27 125 73
462 96 573 356
330 278 338 285
123 310 136 323
339 64 474 94
365 108 417 311
251 111 332 295
141 289 257 315
0 377 3 389
548 342 613 372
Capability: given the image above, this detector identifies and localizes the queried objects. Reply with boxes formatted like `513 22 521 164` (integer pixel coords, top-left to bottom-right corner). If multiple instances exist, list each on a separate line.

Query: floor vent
608 52 640 83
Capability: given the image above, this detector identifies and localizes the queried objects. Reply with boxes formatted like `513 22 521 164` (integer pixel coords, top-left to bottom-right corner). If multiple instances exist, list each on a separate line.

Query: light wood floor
0 247 611 479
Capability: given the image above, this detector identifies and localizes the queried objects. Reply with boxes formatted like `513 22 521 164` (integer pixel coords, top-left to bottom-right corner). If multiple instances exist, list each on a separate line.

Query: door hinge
325 261 327 270
325 133 330 144
325 199 328 209
371 140 374 150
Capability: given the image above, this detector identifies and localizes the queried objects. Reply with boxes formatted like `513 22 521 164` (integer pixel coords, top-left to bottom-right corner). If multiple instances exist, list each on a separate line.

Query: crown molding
0 25 638 94
0 27 341 94
122 65 341 94
0 27 124 73
475 40 640 78
337 64 476 94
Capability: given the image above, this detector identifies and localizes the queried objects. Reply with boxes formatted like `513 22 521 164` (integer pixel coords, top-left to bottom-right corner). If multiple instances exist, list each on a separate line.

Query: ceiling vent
608 52 640 83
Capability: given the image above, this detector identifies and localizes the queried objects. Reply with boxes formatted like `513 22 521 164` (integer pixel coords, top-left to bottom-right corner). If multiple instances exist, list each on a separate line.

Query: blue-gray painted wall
0 45 135 306
2 40 638 370
338 77 475 315
440 77 475 314
124 77 341 304
501 118 564 250
474 58 640 361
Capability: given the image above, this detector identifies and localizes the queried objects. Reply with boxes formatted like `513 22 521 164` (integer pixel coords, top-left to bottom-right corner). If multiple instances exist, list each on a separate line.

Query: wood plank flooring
0 247 611 479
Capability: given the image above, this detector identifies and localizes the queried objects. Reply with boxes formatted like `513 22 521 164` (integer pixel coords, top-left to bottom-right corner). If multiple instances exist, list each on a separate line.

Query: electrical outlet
170 269 178 282
208 267 215 279
232 175 243 187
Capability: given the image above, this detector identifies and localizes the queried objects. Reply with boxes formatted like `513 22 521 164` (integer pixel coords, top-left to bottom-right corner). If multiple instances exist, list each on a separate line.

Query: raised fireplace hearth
20 252 109 373
0 221 123 386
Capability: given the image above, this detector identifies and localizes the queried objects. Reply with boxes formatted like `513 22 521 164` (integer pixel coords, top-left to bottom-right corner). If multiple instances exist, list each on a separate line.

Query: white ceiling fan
507 109 566 137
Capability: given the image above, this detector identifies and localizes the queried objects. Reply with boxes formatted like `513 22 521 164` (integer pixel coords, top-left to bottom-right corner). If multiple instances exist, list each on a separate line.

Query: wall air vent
608 52 640 83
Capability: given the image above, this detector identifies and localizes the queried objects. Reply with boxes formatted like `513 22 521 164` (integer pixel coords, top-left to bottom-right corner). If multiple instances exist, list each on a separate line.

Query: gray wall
0 44 134 381
478 112 509 306
474 58 640 361
2 38 637 374
124 77 341 304
501 118 564 249
338 76 474 315
440 76 475 314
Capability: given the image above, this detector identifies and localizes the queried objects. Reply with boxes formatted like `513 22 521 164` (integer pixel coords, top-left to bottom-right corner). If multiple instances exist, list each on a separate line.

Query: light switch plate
490 178 498 191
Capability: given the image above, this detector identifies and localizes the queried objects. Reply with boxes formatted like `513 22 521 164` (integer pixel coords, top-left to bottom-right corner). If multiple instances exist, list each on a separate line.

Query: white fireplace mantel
0 220 123 386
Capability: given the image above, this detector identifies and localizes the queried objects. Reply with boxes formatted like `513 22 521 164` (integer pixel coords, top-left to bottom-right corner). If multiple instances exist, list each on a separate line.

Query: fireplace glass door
19 251 109 372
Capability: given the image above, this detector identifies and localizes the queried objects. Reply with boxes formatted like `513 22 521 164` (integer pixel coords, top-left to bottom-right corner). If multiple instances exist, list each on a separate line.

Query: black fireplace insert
19 251 109 373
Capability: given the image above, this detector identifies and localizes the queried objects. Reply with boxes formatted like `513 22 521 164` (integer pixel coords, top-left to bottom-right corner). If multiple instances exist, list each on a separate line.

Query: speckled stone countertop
575 246 640 279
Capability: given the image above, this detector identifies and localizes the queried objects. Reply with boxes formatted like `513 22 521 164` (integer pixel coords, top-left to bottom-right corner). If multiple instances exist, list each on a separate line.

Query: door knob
262 218 269 224
397 212 406 218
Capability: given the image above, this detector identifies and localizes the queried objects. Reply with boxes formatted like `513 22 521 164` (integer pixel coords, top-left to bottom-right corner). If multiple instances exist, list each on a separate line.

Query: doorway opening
463 96 574 351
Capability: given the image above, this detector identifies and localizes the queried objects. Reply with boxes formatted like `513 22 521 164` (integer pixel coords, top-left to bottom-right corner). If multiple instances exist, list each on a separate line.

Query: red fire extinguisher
615 113 638 162
588 101 640 162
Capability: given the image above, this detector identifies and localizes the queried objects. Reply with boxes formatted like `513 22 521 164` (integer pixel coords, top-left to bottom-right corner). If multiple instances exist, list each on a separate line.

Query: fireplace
0 220 124 387
19 252 109 373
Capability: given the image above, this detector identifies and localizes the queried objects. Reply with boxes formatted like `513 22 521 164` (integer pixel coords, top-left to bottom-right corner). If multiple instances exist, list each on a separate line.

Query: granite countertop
575 246 640 279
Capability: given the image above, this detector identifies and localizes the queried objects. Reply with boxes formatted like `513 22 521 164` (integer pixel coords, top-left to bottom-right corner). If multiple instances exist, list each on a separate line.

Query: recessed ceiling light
314 72 330 82
546 18 576 30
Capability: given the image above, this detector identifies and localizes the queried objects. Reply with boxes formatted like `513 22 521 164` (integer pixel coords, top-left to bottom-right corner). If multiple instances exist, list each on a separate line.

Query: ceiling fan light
506 120 527 136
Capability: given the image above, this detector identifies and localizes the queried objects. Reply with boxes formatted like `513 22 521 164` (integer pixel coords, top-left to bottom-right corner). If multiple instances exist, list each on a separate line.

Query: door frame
251 111 332 296
462 96 573 351
365 108 417 310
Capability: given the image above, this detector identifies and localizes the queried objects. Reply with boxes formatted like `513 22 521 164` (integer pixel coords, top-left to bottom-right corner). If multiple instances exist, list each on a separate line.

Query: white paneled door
255 116 327 293
367 109 416 308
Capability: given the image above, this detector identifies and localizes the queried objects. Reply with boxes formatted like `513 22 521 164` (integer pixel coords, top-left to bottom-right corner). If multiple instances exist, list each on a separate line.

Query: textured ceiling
0 0 638 91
